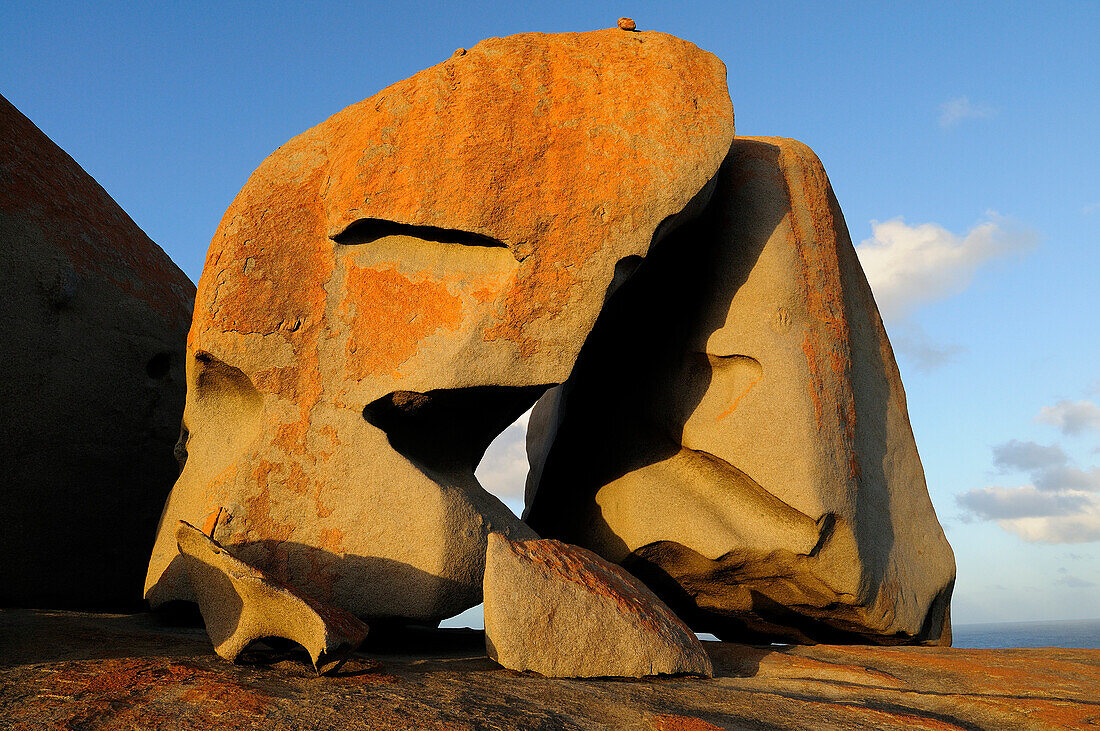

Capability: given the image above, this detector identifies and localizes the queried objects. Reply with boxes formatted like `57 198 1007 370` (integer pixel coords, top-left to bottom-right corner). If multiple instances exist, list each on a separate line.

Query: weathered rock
3 610 1097 729
525 137 955 645
176 520 368 672
618 17 637 31
484 534 712 678
144 29 734 624
0 93 194 608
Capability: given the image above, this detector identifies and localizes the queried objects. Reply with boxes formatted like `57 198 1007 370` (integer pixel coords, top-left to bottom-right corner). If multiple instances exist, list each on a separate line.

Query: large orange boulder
0 93 194 607
524 137 955 645
144 29 735 623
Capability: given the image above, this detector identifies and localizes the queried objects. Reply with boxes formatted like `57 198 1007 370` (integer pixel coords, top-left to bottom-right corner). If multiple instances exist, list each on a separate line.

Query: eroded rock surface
0 93 194 608
525 137 955 645
2 610 1097 730
484 534 712 678
145 29 735 624
176 521 368 672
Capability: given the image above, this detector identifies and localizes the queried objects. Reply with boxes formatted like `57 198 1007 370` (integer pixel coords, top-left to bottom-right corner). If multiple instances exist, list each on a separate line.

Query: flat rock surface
2 611 1098 729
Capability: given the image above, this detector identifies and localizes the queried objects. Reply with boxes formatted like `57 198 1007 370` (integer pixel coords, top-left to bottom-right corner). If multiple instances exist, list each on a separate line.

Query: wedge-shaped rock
484 533 712 678
176 521 368 672
525 137 955 645
0 93 193 608
145 28 734 625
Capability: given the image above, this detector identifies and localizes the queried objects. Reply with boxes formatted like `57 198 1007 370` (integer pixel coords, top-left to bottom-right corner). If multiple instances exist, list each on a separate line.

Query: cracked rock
176 520 368 672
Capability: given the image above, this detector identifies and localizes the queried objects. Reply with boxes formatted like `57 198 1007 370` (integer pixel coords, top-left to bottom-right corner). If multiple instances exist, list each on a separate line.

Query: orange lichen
754 137 861 483
312 475 334 519
716 374 763 421
316 30 732 357
245 461 296 549
503 537 696 640
286 462 309 496
654 715 727 731
319 527 345 554
341 263 463 379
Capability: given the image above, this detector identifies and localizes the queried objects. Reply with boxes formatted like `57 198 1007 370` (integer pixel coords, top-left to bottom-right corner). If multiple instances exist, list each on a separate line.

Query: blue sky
3 1 1097 625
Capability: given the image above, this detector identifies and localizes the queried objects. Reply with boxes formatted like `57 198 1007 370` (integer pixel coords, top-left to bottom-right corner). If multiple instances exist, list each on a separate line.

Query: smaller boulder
484 533 712 678
175 521 368 673
617 17 637 31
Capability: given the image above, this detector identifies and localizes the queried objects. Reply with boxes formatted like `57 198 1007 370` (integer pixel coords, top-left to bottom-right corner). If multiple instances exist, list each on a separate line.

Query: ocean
446 605 1100 649
951 618 1100 649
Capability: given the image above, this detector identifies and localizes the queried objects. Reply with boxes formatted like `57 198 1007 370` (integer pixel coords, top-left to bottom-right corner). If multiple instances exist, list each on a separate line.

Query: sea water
952 618 1100 649
445 606 1100 650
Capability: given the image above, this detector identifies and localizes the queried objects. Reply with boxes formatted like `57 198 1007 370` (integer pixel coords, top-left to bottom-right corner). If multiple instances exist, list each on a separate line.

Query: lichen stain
654 715 727 731
482 259 576 357
341 263 463 379
765 138 860 482
716 374 763 421
506 537 694 639
320 527 345 554
194 137 333 464
244 460 297 574
313 30 731 359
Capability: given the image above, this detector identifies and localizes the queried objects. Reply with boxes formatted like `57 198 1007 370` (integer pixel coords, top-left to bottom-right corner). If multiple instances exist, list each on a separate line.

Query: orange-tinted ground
2 610 1097 729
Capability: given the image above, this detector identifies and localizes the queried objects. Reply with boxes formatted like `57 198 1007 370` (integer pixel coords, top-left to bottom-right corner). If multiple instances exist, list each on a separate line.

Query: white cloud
957 485 1091 520
958 438 1100 543
1056 575 1097 588
890 324 965 372
957 486 1100 543
1035 465 1100 493
993 439 1067 472
475 414 531 498
997 504 1100 543
856 213 1037 323
939 96 996 128
1037 400 1100 436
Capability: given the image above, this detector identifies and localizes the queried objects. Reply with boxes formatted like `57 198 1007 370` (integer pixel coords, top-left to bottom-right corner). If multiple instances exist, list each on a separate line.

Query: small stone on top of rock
618 17 637 31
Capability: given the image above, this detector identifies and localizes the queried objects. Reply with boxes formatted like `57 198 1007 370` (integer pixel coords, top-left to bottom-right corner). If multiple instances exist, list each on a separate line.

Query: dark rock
0 93 194 609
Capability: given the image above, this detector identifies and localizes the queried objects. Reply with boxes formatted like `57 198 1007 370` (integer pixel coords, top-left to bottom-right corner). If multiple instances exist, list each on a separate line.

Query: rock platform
2 610 1097 729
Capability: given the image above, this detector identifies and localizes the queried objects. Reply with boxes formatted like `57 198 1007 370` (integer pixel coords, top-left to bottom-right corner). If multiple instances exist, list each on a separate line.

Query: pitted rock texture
176 521 368 672
145 28 735 624
2 610 1097 730
0 93 194 608
484 534 712 678
525 137 955 646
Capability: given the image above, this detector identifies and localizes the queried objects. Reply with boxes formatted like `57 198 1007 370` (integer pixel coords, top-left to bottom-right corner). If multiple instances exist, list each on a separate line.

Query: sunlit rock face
525 137 956 645
484 533 713 678
144 29 735 623
0 93 194 608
